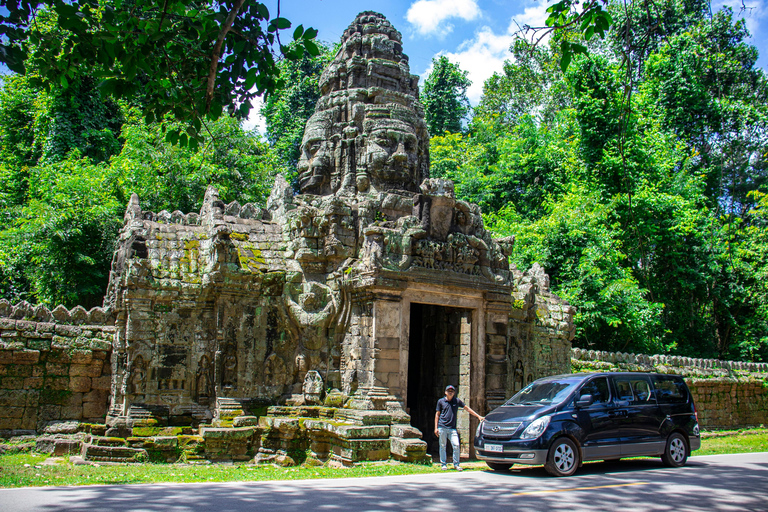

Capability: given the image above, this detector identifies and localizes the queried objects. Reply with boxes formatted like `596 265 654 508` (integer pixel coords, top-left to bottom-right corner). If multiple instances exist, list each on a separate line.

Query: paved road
1 453 767 512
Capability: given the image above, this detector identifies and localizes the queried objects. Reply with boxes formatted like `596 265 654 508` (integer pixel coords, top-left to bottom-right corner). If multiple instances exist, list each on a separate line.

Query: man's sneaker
454 465 463 471
441 465 448 470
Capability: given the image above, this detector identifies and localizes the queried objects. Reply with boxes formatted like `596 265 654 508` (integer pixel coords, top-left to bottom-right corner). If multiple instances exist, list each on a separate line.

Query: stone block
1 377 23 389
152 436 179 449
70 363 103 378
2 406 24 418
375 358 399 374
27 339 52 351
45 377 70 390
13 350 40 364
0 350 13 364
83 388 110 404
46 362 70 376
390 437 428 462
61 405 84 420
90 376 111 390
375 337 399 350
55 325 82 336
2 364 32 377
23 377 43 389
53 439 82 456
232 415 260 427
69 376 92 393
70 351 94 364
83 400 107 419
331 424 390 439
389 424 422 438
39 405 62 422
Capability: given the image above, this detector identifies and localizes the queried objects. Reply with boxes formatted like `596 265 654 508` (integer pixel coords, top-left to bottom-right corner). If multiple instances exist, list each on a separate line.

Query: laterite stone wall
0 303 113 434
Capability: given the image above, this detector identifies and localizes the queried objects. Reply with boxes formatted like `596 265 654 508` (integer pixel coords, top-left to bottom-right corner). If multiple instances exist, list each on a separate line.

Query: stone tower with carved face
297 12 429 196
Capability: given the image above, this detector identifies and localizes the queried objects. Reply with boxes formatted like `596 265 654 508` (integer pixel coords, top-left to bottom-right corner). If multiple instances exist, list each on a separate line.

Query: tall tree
261 40 334 174
0 0 319 146
421 56 471 135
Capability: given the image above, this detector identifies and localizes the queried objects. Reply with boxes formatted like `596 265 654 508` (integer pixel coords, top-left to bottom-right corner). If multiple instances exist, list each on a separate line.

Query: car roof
539 372 684 381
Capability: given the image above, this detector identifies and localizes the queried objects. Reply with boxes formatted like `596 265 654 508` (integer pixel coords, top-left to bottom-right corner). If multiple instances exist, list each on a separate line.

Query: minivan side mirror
576 394 594 407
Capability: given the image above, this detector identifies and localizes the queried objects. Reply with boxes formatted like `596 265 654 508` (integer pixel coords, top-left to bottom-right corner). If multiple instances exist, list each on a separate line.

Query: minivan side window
651 375 689 404
613 376 654 403
579 377 610 404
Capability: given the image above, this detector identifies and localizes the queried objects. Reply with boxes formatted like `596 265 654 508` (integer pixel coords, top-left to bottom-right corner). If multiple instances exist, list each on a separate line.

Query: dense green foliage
261 41 334 174
0 72 279 308
433 1 768 361
0 1 319 146
422 56 471 135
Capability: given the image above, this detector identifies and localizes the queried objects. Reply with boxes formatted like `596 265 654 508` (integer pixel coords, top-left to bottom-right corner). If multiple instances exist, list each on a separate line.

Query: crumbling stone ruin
0 12 575 464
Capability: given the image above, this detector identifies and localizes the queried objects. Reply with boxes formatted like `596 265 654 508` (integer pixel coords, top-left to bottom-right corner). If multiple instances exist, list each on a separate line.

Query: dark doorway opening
407 303 471 456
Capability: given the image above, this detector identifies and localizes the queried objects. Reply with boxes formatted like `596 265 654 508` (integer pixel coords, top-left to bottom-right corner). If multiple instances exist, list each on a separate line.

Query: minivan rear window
651 375 689 404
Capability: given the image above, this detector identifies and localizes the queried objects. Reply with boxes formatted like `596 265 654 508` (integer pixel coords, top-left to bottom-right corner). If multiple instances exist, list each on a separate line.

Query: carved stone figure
303 370 324 405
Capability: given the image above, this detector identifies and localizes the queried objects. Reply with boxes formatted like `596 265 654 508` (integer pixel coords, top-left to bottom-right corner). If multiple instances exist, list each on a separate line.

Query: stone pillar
371 295 404 400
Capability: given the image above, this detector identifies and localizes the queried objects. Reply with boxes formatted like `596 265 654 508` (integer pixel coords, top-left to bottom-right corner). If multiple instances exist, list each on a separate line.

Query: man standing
434 384 485 470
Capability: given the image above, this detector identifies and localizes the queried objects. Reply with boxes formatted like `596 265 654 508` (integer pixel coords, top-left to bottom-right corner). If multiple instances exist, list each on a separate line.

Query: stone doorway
406 303 472 457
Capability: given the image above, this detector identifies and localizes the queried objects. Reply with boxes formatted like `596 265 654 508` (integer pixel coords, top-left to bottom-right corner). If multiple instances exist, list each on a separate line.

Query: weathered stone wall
495 264 575 410
571 348 768 429
0 300 113 434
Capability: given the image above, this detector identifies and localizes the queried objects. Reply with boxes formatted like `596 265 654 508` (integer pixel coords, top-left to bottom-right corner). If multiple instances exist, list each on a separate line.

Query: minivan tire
661 432 688 467
545 437 579 477
486 462 513 471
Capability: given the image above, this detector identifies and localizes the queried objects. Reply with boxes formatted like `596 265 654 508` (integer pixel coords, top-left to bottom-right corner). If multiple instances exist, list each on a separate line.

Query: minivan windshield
505 378 582 406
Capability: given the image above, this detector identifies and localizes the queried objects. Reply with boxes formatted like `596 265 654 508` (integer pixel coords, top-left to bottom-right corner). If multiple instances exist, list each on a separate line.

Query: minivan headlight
476 420 483 437
520 416 551 439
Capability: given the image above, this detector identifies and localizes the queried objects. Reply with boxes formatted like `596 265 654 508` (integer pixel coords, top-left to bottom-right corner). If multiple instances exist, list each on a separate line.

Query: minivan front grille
482 421 522 438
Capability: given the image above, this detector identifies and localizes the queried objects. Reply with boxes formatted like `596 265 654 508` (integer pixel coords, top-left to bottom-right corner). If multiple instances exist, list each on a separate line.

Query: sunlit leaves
1 1 319 148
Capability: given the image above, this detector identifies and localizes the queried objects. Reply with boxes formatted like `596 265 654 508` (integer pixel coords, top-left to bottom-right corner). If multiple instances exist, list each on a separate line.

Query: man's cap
445 385 456 391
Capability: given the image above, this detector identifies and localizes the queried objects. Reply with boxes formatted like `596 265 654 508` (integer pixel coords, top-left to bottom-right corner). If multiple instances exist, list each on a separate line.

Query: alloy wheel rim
554 443 575 472
670 437 685 462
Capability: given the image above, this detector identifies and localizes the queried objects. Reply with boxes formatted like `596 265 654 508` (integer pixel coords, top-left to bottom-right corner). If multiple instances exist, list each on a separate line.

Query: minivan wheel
661 432 688 467
486 462 512 471
545 438 579 477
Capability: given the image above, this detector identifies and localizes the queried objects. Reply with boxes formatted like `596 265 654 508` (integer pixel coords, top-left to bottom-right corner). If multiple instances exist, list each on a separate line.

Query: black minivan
474 372 701 476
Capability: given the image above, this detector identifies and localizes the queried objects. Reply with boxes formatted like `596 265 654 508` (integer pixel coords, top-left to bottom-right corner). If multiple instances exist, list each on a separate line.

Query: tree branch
205 0 245 113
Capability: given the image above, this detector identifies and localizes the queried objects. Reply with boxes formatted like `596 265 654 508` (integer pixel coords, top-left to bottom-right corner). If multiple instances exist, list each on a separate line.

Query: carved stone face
298 111 335 194
364 117 420 190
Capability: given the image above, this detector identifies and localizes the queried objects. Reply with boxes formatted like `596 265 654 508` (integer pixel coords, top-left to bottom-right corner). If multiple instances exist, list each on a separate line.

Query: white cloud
406 0 481 35
441 25 514 105
434 0 557 105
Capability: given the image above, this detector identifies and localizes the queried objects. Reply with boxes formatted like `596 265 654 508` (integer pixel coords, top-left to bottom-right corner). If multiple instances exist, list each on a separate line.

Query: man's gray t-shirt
436 396 465 429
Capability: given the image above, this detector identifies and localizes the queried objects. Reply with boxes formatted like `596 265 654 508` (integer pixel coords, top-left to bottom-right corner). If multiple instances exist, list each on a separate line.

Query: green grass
696 430 768 456
0 429 765 488
0 453 479 488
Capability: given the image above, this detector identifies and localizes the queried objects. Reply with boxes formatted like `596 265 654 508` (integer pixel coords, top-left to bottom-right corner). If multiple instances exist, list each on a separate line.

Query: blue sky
254 0 768 130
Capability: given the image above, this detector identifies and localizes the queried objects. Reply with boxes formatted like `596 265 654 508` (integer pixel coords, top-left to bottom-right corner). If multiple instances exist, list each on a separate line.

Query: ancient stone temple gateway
0 12 574 464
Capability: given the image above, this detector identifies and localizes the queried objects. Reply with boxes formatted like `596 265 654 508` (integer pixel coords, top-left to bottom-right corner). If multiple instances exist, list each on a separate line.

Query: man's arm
463 405 485 422
434 410 440 436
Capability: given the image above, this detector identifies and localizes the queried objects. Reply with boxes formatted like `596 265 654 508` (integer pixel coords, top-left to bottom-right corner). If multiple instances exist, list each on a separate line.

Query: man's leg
450 429 461 467
438 428 448 468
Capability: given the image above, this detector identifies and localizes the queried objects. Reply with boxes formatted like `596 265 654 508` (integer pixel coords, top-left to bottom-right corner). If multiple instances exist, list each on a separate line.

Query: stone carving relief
196 355 214 405
303 370 324 405
128 355 147 397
